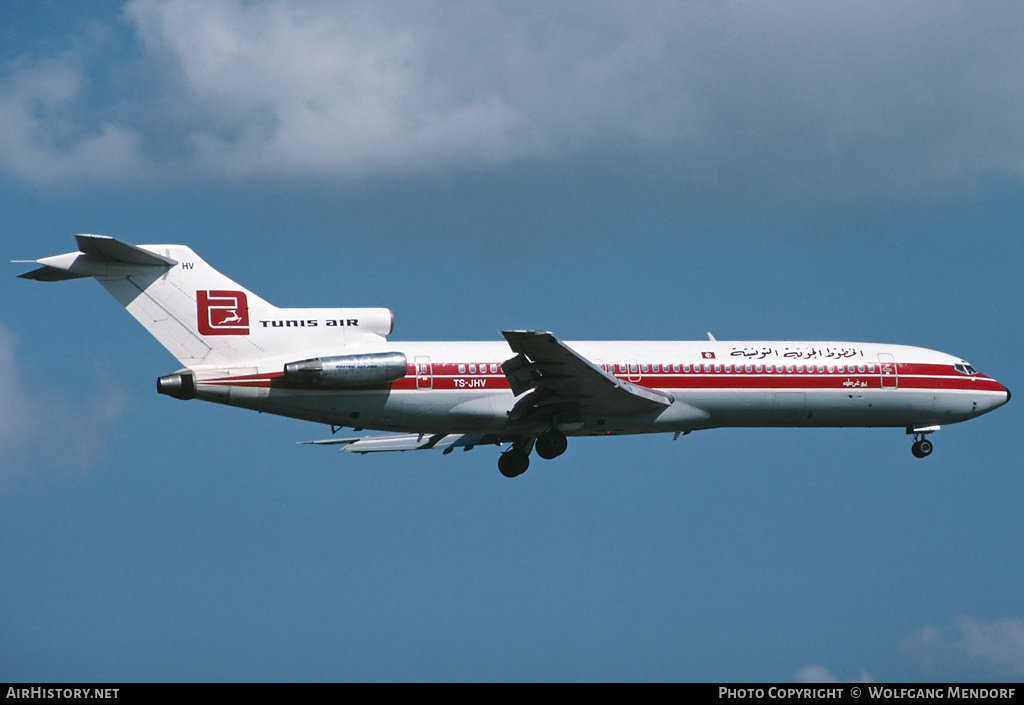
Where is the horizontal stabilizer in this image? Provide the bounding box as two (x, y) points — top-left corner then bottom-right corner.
(301, 432), (497, 453)
(16, 266), (89, 282)
(17, 234), (177, 281)
(75, 234), (177, 267)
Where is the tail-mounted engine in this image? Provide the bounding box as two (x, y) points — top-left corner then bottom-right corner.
(282, 352), (408, 388)
(157, 370), (197, 400)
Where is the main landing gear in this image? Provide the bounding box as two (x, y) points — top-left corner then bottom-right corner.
(498, 448), (531, 478)
(535, 429), (568, 460)
(498, 429), (568, 477)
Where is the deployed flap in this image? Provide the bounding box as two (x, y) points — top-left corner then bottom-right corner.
(301, 432), (497, 453)
(500, 331), (673, 420)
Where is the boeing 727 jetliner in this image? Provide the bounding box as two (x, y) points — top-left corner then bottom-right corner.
(18, 235), (1010, 477)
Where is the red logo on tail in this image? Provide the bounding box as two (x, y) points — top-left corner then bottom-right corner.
(197, 290), (250, 336)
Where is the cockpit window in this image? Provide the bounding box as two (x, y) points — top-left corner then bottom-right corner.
(954, 363), (978, 375)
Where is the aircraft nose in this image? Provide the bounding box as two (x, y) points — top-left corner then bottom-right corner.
(971, 378), (1011, 417)
(990, 381), (1011, 411)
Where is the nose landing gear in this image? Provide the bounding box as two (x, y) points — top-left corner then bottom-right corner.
(911, 437), (933, 458)
(908, 425), (939, 458)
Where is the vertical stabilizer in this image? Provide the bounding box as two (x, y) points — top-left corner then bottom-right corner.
(18, 235), (393, 367)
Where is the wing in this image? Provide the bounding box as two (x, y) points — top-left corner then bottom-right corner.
(301, 432), (500, 454)
(500, 330), (673, 425)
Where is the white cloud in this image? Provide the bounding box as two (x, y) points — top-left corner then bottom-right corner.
(795, 665), (873, 683)
(797, 615), (1024, 683)
(124, 0), (533, 177)
(0, 321), (130, 489)
(0, 53), (149, 184)
(902, 615), (1024, 679)
(795, 665), (840, 683)
(2, 0), (1024, 205)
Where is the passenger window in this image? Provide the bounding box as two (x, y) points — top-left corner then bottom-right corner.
(458, 364), (466, 374)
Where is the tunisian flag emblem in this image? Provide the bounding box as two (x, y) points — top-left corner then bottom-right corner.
(701, 351), (716, 359)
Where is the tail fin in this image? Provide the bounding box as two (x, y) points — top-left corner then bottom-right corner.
(18, 235), (393, 367)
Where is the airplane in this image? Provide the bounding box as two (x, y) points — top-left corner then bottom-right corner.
(18, 234), (1010, 477)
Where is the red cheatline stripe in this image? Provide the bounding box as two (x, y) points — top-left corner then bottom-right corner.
(199, 364), (1005, 394)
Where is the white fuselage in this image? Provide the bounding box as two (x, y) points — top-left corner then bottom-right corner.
(190, 339), (1010, 437)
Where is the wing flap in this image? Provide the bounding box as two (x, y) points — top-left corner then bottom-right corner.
(501, 331), (673, 421)
(301, 432), (498, 454)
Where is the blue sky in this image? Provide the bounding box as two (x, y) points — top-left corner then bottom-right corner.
(1, 1), (1022, 682)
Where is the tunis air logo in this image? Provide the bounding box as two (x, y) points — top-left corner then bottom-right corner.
(197, 290), (250, 336)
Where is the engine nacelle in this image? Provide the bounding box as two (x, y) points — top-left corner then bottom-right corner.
(157, 370), (197, 400)
(283, 352), (408, 388)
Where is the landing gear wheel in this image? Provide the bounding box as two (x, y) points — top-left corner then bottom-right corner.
(535, 429), (568, 460)
(911, 438), (933, 458)
(498, 449), (531, 477)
